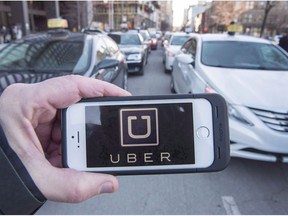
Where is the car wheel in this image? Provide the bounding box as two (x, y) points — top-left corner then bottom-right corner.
(165, 68), (171, 73)
(139, 60), (145, 75)
(170, 77), (176, 93)
(164, 64), (171, 73)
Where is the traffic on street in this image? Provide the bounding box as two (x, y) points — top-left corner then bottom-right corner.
(36, 41), (288, 215)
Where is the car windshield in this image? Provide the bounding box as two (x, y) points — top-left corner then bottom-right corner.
(140, 32), (149, 40)
(110, 34), (141, 45)
(201, 41), (288, 70)
(170, 35), (190, 46)
(150, 33), (157, 38)
(0, 37), (91, 73)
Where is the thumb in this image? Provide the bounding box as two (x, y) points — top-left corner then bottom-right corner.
(39, 166), (119, 203)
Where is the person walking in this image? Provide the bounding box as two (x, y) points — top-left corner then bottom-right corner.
(279, 33), (288, 53)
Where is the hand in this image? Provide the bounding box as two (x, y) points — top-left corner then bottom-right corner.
(0, 75), (131, 202)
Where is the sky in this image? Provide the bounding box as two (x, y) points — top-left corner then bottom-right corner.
(172, 0), (198, 27)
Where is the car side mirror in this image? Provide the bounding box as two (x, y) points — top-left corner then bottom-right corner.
(95, 59), (119, 71)
(143, 41), (150, 45)
(176, 53), (195, 66)
(163, 40), (168, 48)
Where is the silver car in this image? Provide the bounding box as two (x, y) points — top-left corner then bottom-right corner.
(171, 33), (288, 162)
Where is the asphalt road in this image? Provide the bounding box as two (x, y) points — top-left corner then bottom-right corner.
(37, 43), (288, 215)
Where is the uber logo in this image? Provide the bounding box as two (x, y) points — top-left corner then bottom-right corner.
(120, 108), (159, 147)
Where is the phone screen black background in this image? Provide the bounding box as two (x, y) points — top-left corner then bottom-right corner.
(85, 103), (194, 167)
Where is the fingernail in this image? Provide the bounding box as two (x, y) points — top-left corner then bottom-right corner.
(99, 182), (114, 194)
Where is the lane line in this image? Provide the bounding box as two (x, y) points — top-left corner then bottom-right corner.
(222, 196), (241, 215)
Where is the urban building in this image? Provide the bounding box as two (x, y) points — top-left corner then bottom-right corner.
(158, 0), (173, 31)
(0, 0), (165, 37)
(0, 0), (93, 37)
(203, 1), (288, 37)
(92, 0), (161, 31)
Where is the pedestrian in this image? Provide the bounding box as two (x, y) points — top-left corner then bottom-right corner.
(0, 26), (7, 43)
(16, 24), (22, 40)
(279, 32), (288, 53)
(0, 26), (3, 44)
(0, 75), (131, 214)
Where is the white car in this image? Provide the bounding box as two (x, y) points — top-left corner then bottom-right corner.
(171, 33), (288, 162)
(163, 32), (190, 73)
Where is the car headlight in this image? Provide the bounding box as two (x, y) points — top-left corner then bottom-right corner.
(228, 104), (254, 126)
(127, 53), (142, 60)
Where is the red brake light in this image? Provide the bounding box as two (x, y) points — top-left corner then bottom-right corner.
(167, 52), (174, 57)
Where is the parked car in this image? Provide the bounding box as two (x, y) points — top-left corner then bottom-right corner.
(108, 31), (148, 75)
(0, 27), (128, 94)
(171, 33), (288, 162)
(163, 32), (190, 73)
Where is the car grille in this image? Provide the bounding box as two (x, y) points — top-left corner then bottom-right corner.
(250, 107), (288, 133)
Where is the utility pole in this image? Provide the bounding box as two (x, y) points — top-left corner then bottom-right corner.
(108, 0), (114, 30)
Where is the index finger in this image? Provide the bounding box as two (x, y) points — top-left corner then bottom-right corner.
(33, 75), (131, 109)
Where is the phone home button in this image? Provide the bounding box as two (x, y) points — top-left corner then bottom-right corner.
(197, 126), (210, 139)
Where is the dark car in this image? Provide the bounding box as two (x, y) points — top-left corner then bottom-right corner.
(139, 29), (152, 53)
(149, 32), (158, 50)
(108, 31), (148, 75)
(0, 29), (128, 94)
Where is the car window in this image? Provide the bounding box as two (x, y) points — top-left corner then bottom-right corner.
(140, 31), (149, 40)
(201, 41), (288, 70)
(103, 36), (119, 55)
(170, 35), (190, 46)
(0, 38), (91, 73)
(121, 34), (141, 45)
(182, 39), (197, 59)
(96, 38), (109, 62)
(0, 44), (29, 65)
(260, 45), (288, 66)
(109, 33), (141, 45)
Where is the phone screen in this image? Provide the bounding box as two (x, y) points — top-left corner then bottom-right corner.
(85, 103), (194, 167)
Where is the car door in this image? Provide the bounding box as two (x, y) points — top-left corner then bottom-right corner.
(187, 38), (206, 94)
(94, 37), (119, 84)
(103, 36), (127, 89)
(173, 38), (196, 93)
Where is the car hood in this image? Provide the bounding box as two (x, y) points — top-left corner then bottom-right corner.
(201, 65), (288, 110)
(0, 71), (69, 94)
(119, 45), (144, 54)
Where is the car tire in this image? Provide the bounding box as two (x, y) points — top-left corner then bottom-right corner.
(139, 60), (145, 75)
(170, 77), (176, 93)
(165, 68), (171, 73)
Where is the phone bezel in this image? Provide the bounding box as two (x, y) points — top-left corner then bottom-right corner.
(64, 98), (214, 172)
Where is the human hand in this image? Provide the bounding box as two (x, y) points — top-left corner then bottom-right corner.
(0, 75), (131, 202)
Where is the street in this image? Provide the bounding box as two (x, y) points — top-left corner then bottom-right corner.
(37, 44), (288, 215)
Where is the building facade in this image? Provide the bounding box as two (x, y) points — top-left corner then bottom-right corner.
(159, 0), (173, 31)
(92, 0), (161, 31)
(203, 1), (288, 37)
(1, 0), (168, 37)
(0, 0), (93, 36)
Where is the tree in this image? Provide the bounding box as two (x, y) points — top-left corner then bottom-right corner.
(260, 1), (277, 37)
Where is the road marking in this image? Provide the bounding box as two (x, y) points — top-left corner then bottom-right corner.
(222, 196), (241, 215)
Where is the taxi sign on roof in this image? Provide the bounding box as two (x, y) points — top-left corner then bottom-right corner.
(48, 18), (68, 29)
(227, 24), (243, 33)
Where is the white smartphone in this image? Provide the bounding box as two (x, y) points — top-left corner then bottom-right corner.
(62, 94), (230, 174)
